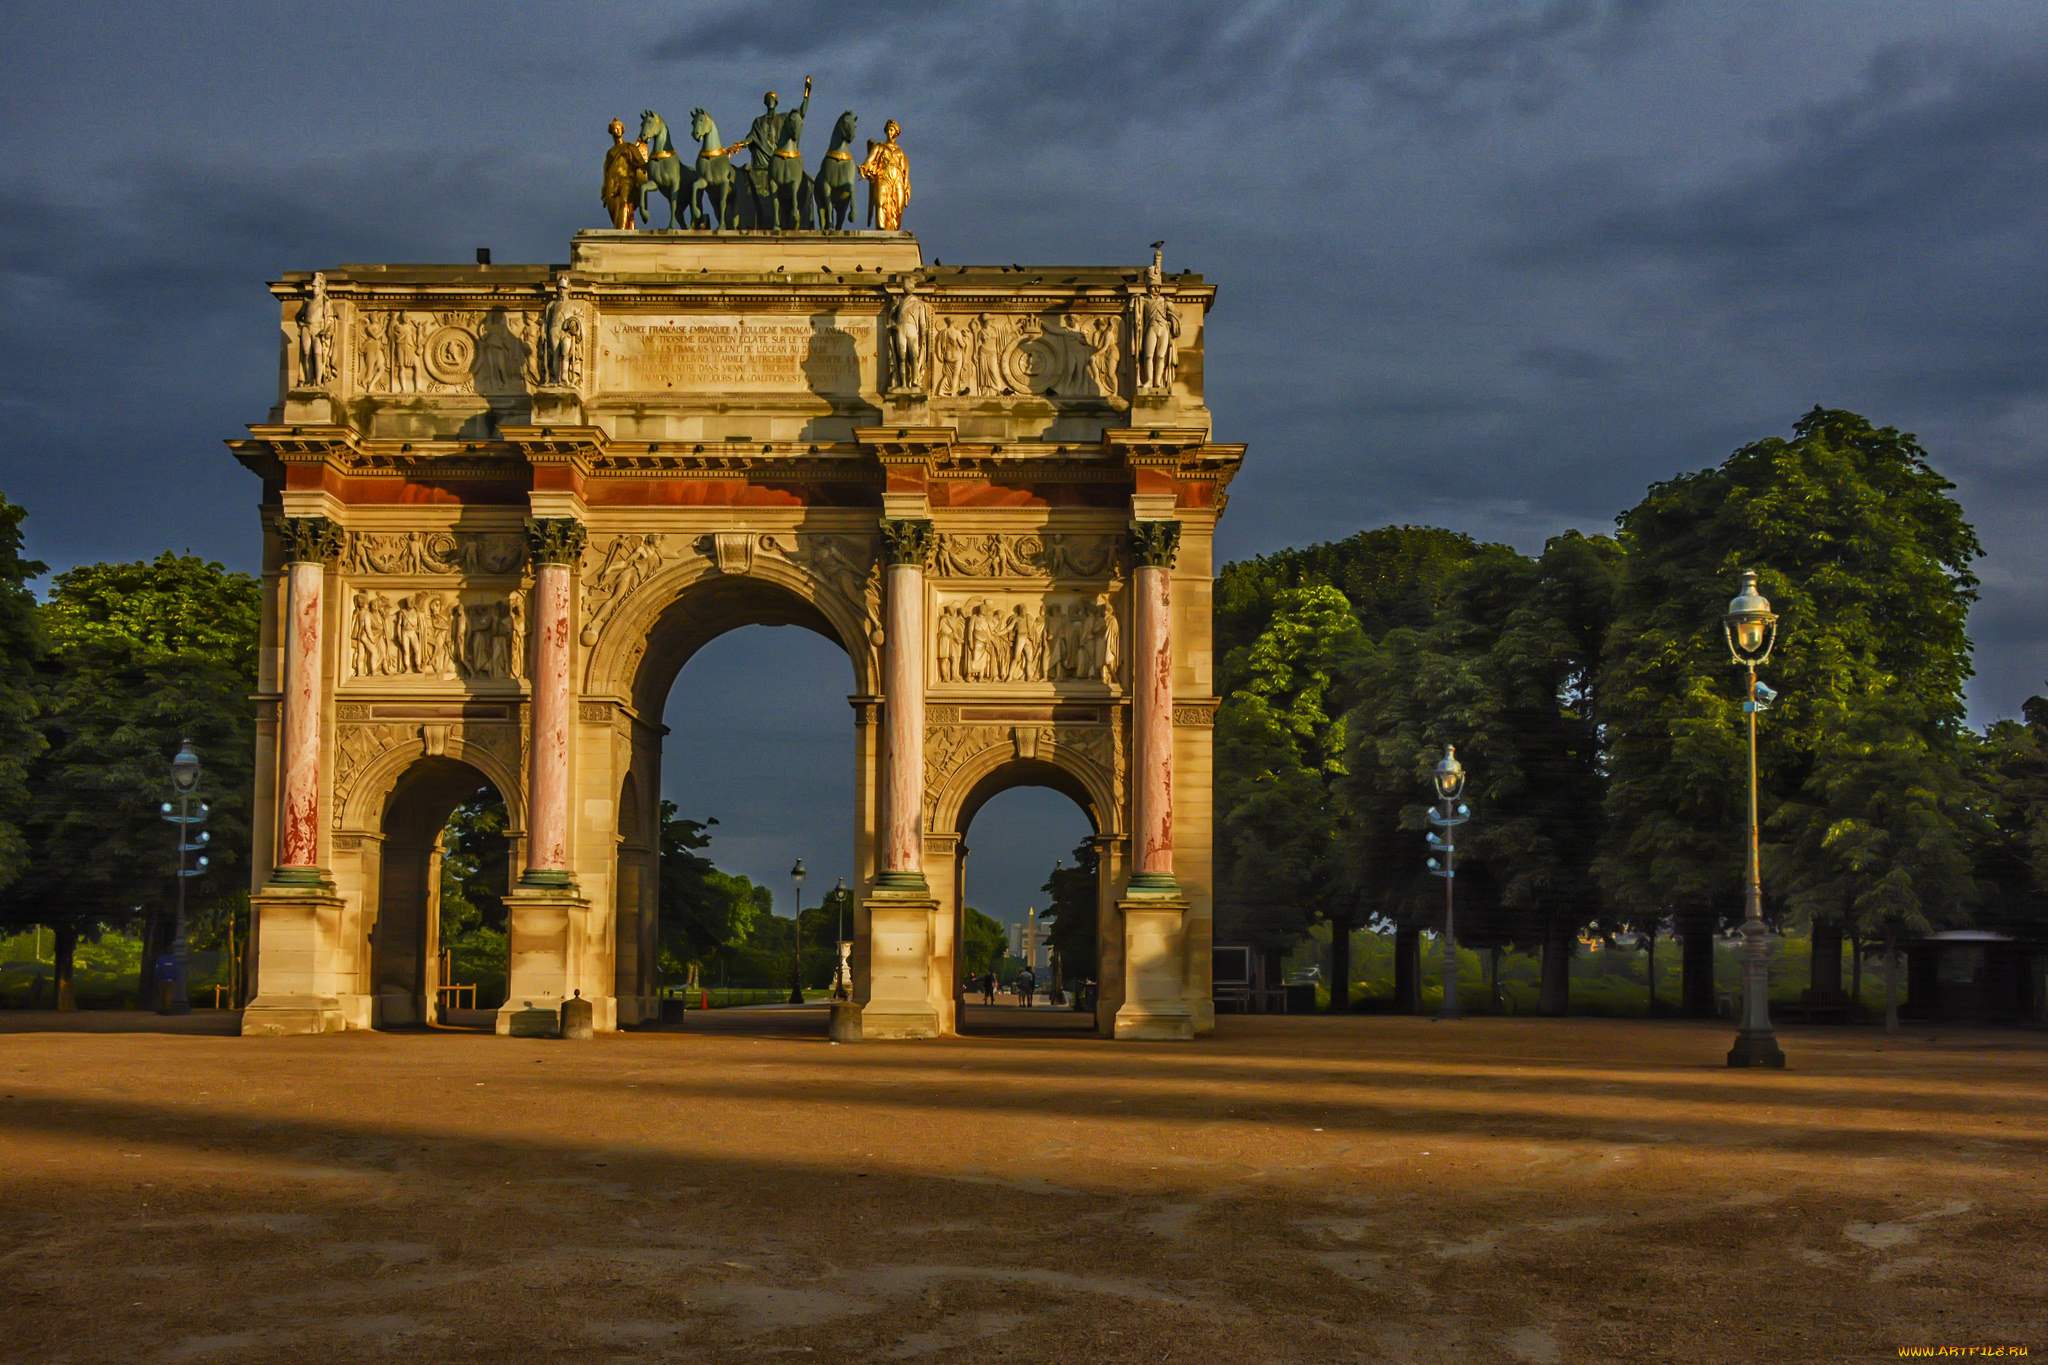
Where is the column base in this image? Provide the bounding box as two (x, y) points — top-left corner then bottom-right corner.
(497, 999), (562, 1037)
(517, 868), (579, 891)
(1727, 1029), (1787, 1068)
(872, 869), (930, 893)
(1113, 894), (1194, 1042)
(828, 1000), (864, 1042)
(264, 865), (336, 893)
(499, 885), (591, 1034)
(861, 891), (941, 1040)
(241, 993), (346, 1036)
(1126, 871), (1182, 896)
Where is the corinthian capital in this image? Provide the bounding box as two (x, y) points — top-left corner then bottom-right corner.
(525, 517), (588, 566)
(1128, 519), (1182, 570)
(277, 515), (342, 566)
(879, 517), (936, 568)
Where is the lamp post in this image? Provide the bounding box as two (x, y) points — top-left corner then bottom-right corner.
(1723, 570), (1787, 1069)
(157, 739), (210, 1015)
(1426, 745), (1470, 1021)
(788, 858), (807, 1005)
(831, 876), (852, 1001)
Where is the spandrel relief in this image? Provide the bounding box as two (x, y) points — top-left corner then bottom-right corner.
(935, 591), (1120, 686)
(580, 532), (706, 644)
(345, 588), (526, 683)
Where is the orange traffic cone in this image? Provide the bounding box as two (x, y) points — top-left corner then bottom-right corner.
(701, 989), (709, 1011)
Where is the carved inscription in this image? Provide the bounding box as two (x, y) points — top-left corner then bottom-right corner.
(599, 316), (872, 395)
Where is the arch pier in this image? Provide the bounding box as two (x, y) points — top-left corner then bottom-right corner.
(232, 230), (1243, 1039)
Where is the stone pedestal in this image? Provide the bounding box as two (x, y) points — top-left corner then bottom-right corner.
(861, 893), (940, 1039)
(828, 1000), (863, 1042)
(1113, 894), (1193, 1041)
(531, 386), (584, 425)
(241, 888), (349, 1036)
(494, 887), (590, 1035)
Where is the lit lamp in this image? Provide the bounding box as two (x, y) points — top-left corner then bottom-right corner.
(1722, 571), (1786, 1068)
(1425, 745), (1470, 1021)
(158, 739), (210, 1015)
(788, 858), (807, 1006)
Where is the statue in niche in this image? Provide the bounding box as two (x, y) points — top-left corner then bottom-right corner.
(601, 117), (650, 230)
(858, 118), (910, 231)
(393, 314), (422, 395)
(1131, 243), (1181, 393)
(739, 77), (811, 231)
(296, 272), (334, 390)
(507, 593), (526, 680)
(886, 287), (931, 395)
(543, 280), (583, 388)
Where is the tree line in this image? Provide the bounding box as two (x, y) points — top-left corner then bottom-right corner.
(1215, 408), (2048, 1017)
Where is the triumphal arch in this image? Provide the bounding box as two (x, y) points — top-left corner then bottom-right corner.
(232, 217), (1242, 1041)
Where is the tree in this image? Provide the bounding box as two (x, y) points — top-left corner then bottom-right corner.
(1215, 585), (1364, 1007)
(656, 801), (765, 980)
(0, 492), (45, 899)
(961, 906), (1008, 981)
(1039, 836), (1099, 986)
(1599, 409), (1983, 1021)
(16, 553), (260, 1001)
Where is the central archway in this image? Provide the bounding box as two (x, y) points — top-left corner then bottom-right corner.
(591, 547), (874, 1027)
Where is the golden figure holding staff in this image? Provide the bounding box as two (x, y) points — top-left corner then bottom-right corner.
(859, 118), (911, 231)
(601, 118), (650, 230)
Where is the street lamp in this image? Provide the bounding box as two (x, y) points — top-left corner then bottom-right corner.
(830, 875), (852, 1001)
(158, 738), (210, 1015)
(1425, 745), (1470, 1021)
(1723, 570), (1786, 1069)
(788, 858), (807, 1005)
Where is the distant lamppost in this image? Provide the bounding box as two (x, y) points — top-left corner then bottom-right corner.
(1425, 745), (1470, 1021)
(788, 858), (807, 1005)
(831, 876), (852, 1001)
(157, 738), (210, 1015)
(1723, 571), (1787, 1068)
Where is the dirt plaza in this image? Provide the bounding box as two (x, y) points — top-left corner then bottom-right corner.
(0, 1011), (2041, 1363)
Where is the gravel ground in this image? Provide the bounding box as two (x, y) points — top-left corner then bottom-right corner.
(0, 1009), (2042, 1363)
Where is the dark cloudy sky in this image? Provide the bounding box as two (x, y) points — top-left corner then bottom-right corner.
(4, 2), (2046, 924)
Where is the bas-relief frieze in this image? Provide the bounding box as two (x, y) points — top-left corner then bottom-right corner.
(340, 529), (528, 578)
(930, 532), (1119, 580)
(935, 593), (1118, 686)
(928, 311), (1123, 404)
(356, 309), (543, 398)
(345, 588), (525, 683)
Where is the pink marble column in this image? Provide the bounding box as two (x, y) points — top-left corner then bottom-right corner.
(878, 519), (933, 890)
(277, 558), (325, 871)
(1129, 520), (1181, 893)
(522, 519), (585, 888)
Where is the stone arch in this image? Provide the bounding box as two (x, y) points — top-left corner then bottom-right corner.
(365, 752), (509, 1029)
(582, 541), (878, 709)
(927, 730), (1119, 840)
(335, 723), (526, 838)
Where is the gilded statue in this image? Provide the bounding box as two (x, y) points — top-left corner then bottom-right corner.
(601, 118), (650, 230)
(859, 119), (911, 231)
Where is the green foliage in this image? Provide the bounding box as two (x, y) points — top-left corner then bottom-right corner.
(1975, 696), (2048, 939)
(0, 492), (46, 894)
(1038, 837), (1098, 980)
(961, 905), (1009, 980)
(655, 800), (779, 984)
(1599, 408), (1983, 943)
(1215, 584), (1365, 952)
(438, 790), (510, 939)
(14, 553), (260, 946)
